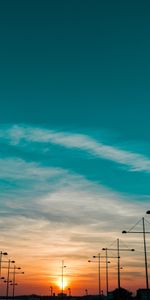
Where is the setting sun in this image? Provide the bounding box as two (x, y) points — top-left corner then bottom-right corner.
(56, 278), (69, 291)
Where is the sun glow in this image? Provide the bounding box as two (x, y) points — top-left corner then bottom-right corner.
(57, 278), (68, 290)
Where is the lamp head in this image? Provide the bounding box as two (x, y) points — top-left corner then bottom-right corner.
(146, 210), (150, 214)
(122, 230), (127, 234)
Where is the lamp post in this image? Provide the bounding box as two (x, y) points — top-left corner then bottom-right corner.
(88, 254), (110, 297)
(88, 253), (105, 296)
(93, 254), (101, 297)
(61, 261), (66, 295)
(10, 282), (18, 298)
(85, 289), (88, 296)
(0, 252), (8, 280)
(68, 288), (71, 297)
(103, 239), (134, 291)
(50, 286), (53, 296)
(122, 217), (149, 289)
(11, 266), (24, 299)
(6, 260), (15, 299)
(102, 248), (109, 296)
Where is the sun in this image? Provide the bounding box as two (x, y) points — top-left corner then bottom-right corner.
(56, 278), (68, 290)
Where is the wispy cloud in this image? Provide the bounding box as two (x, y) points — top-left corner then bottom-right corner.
(0, 125), (149, 293)
(0, 124), (150, 172)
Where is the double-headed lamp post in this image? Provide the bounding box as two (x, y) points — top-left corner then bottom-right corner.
(103, 239), (134, 291)
(122, 216), (149, 289)
(11, 266), (24, 299)
(6, 260), (15, 299)
(102, 248), (109, 297)
(93, 254), (101, 297)
(88, 254), (108, 297)
(61, 261), (66, 295)
(0, 252), (8, 279)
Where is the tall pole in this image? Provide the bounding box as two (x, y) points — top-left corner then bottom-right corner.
(0, 252), (2, 296)
(117, 239), (120, 290)
(62, 260), (64, 295)
(6, 260), (15, 299)
(0, 251), (8, 291)
(103, 241), (134, 292)
(89, 254), (105, 296)
(98, 254), (101, 296)
(143, 217), (149, 289)
(106, 249), (108, 296)
(0, 252), (2, 279)
(12, 265), (16, 299)
(6, 260), (10, 299)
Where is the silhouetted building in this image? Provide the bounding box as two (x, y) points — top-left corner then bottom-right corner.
(108, 288), (132, 300)
(58, 293), (67, 298)
(137, 289), (150, 300)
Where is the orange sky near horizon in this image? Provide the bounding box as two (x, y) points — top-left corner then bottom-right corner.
(0, 250), (149, 297)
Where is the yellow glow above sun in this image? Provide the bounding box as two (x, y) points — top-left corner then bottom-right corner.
(56, 278), (68, 290)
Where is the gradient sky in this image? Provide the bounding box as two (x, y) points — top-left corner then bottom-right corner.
(0, 0), (150, 296)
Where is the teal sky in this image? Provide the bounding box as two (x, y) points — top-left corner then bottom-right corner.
(0, 0), (150, 136)
(0, 0), (150, 295)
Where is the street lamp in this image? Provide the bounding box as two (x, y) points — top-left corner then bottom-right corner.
(85, 289), (88, 296)
(6, 260), (15, 299)
(103, 239), (134, 292)
(50, 286), (53, 296)
(122, 217), (149, 289)
(0, 252), (8, 280)
(88, 255), (110, 297)
(93, 254), (101, 297)
(11, 266), (24, 299)
(61, 260), (66, 295)
(102, 248), (109, 296)
(68, 287), (71, 297)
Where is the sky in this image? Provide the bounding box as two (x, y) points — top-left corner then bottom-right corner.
(0, 0), (150, 296)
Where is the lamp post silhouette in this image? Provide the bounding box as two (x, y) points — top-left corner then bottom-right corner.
(88, 255), (110, 297)
(6, 260), (15, 299)
(10, 282), (18, 298)
(11, 266), (24, 299)
(50, 286), (53, 296)
(122, 217), (149, 289)
(0, 252), (8, 296)
(68, 288), (71, 297)
(93, 254), (101, 297)
(0, 252), (8, 280)
(61, 261), (66, 295)
(85, 289), (88, 296)
(101, 248), (110, 296)
(103, 239), (134, 291)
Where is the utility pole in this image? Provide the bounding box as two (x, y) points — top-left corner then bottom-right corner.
(123, 216), (150, 289)
(103, 239), (134, 291)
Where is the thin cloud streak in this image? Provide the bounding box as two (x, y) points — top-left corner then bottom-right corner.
(1, 124), (150, 172)
(0, 156), (149, 293)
